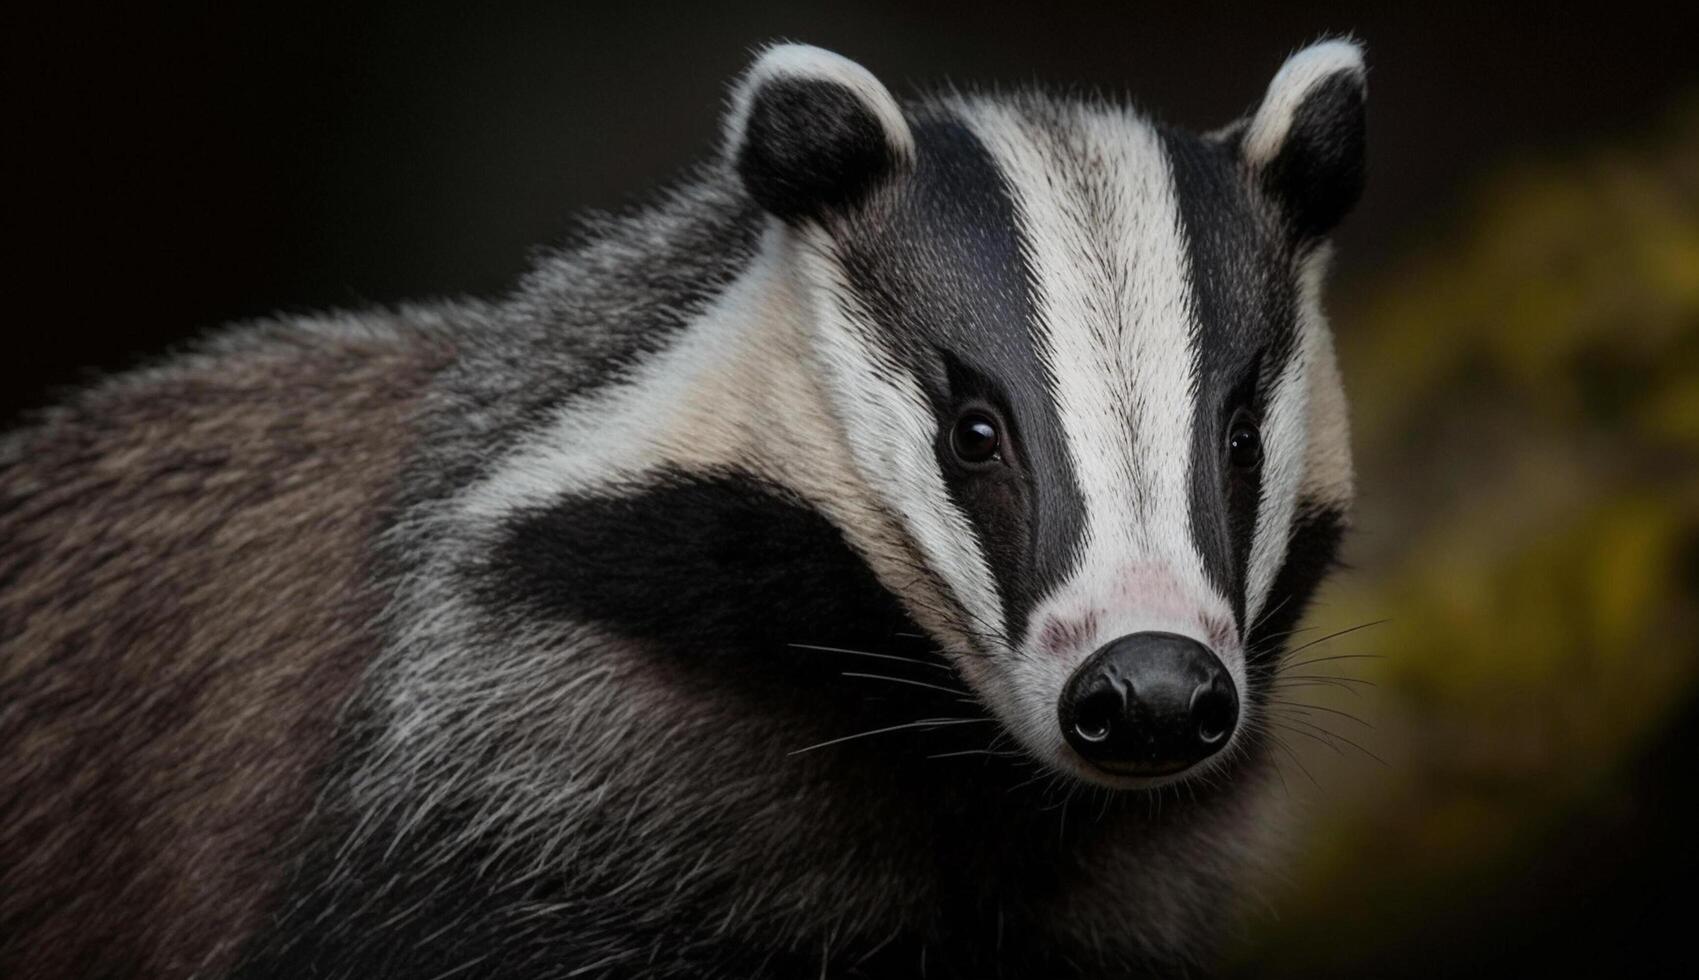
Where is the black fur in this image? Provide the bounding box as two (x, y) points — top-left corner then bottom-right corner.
(489, 469), (915, 652)
(737, 77), (900, 223)
(1259, 71), (1367, 241)
(1161, 126), (1300, 628)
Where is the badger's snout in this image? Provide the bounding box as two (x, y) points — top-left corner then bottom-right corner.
(1058, 632), (1239, 777)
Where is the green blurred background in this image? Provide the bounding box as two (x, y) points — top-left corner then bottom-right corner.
(10, 2), (1697, 974)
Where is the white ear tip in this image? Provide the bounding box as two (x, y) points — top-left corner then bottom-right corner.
(1243, 38), (1367, 167)
(1281, 39), (1366, 80)
(725, 42), (913, 164)
(746, 43), (870, 81)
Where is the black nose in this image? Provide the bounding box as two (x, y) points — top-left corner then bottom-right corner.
(1058, 632), (1238, 776)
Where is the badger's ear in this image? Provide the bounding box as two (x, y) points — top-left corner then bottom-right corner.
(1235, 39), (1367, 241)
(725, 43), (914, 224)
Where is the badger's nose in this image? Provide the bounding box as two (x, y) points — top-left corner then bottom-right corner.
(1058, 632), (1238, 777)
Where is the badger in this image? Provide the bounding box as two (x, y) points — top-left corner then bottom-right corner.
(0, 39), (1366, 979)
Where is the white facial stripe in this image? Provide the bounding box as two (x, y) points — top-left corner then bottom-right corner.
(1243, 342), (1309, 628)
(457, 237), (800, 523)
(457, 228), (884, 536)
(964, 100), (1232, 653)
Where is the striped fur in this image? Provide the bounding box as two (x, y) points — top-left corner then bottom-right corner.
(1, 41), (1364, 978)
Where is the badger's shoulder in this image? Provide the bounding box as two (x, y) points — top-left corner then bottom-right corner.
(497, 171), (765, 383)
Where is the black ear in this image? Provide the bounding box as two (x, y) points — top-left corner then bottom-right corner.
(725, 44), (914, 224)
(1235, 39), (1367, 241)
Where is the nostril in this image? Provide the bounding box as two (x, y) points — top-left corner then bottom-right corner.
(1060, 632), (1236, 776)
(1190, 681), (1237, 747)
(1073, 690), (1120, 744)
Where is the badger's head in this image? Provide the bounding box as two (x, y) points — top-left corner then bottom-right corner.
(725, 43), (1362, 790)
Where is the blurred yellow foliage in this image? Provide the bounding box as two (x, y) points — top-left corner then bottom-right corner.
(1234, 97), (1699, 971)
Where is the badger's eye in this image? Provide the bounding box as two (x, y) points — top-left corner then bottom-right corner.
(951, 412), (1001, 463)
(1227, 410), (1262, 471)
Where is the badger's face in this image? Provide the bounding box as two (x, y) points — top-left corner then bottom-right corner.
(729, 44), (1362, 789)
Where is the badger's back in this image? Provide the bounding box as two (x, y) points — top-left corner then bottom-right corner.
(0, 318), (454, 976)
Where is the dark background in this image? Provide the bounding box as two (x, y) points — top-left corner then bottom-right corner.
(9, 3), (1699, 976)
(6, 2), (1695, 420)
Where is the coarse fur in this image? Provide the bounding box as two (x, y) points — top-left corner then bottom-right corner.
(0, 40), (1367, 979)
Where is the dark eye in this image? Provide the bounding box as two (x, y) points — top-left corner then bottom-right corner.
(1227, 411), (1262, 471)
(951, 412), (1001, 463)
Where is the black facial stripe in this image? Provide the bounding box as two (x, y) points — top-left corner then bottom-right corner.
(1162, 126), (1300, 629)
(1223, 361), (1265, 619)
(830, 112), (1086, 645)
